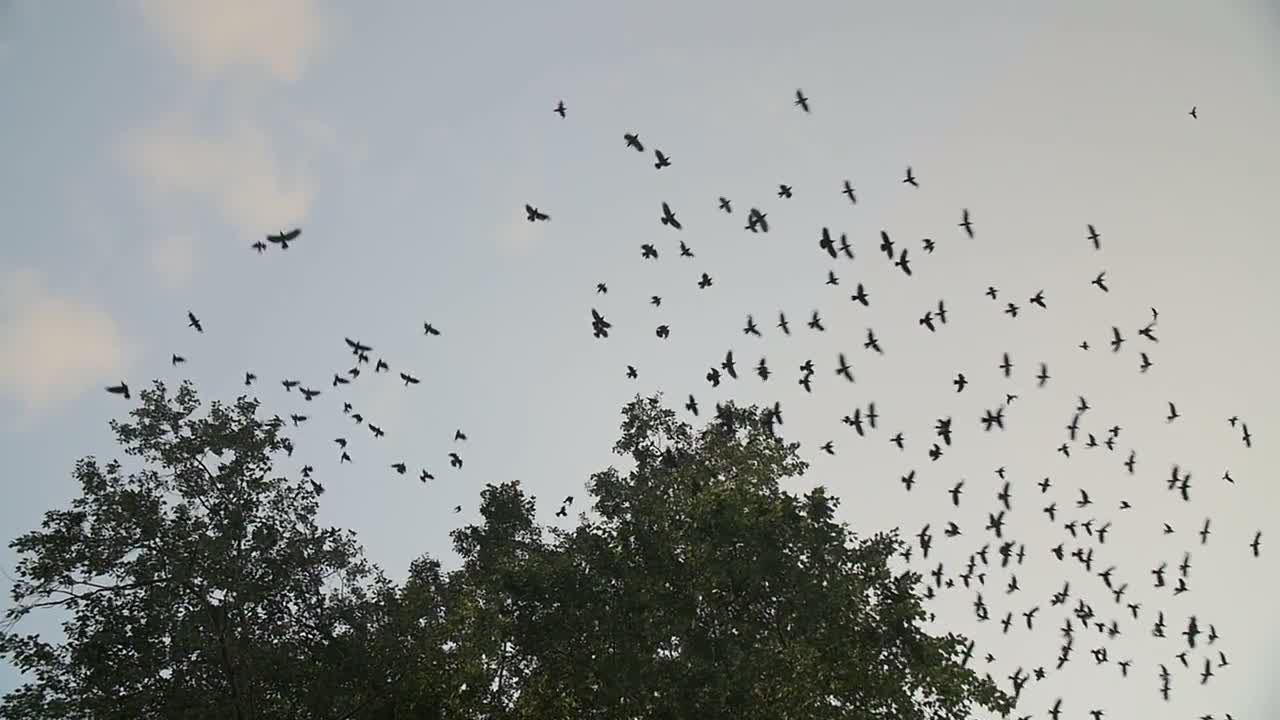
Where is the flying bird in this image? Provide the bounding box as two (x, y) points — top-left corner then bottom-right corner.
(105, 382), (130, 399)
(525, 204), (550, 222)
(660, 202), (683, 230)
(267, 228), (301, 249)
(794, 89), (810, 113)
(554, 100), (566, 118)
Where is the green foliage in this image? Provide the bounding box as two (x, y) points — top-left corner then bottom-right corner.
(424, 395), (1014, 719)
(0, 381), (402, 719)
(3, 386), (1013, 720)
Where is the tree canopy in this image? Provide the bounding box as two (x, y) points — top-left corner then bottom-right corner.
(2, 382), (1013, 719)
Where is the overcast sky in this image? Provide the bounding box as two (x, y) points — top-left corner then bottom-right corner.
(2, 1), (1279, 716)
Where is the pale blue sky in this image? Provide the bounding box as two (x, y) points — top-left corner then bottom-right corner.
(2, 1), (1279, 716)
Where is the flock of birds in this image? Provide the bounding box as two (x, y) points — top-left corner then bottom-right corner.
(103, 272), (480, 512)
(96, 89), (1262, 719)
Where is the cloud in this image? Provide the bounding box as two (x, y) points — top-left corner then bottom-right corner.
(0, 271), (134, 414)
(147, 234), (195, 289)
(120, 120), (312, 236)
(135, 0), (330, 82)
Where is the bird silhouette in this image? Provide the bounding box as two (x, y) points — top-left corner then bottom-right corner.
(267, 228), (301, 249)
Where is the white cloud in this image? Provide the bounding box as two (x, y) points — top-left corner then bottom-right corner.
(135, 0), (330, 82)
(120, 120), (312, 237)
(0, 271), (134, 414)
(147, 234), (196, 289)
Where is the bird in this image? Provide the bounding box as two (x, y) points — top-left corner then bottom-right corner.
(835, 353), (854, 382)
(524, 204), (550, 222)
(423, 322), (441, 336)
(794, 89), (810, 113)
(660, 202), (683, 230)
(399, 372), (420, 387)
(623, 133), (644, 152)
(842, 180), (856, 204)
(1092, 271), (1109, 292)
(105, 382), (130, 399)
(722, 351), (738, 380)
(554, 100), (566, 118)
(267, 228), (301, 249)
(864, 328), (882, 354)
(251, 240), (267, 253)
(1087, 224), (1101, 249)
(777, 184), (793, 199)
(1189, 105), (1198, 119)
(895, 248), (912, 276)
(879, 231), (895, 259)
(718, 197), (732, 213)
(1251, 531), (1262, 557)
(1110, 326), (1125, 352)
(959, 209), (974, 238)
(1166, 402), (1180, 423)
(903, 166), (918, 187)
(819, 227), (838, 258)
(344, 337), (372, 355)
(653, 149), (671, 170)
(186, 311), (203, 333)
(171, 354), (186, 366)
(590, 309), (612, 339)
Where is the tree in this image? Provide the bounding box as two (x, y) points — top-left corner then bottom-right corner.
(0, 381), (425, 720)
(3, 385), (1014, 720)
(420, 395), (1015, 720)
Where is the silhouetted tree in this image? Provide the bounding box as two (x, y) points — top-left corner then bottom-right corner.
(417, 395), (1015, 719)
(3, 386), (1013, 720)
(0, 381), (437, 719)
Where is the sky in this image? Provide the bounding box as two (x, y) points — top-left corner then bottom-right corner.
(2, 0), (1279, 716)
